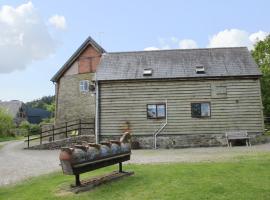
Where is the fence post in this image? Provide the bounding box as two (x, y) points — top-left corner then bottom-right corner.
(40, 132), (42, 145)
(52, 125), (55, 141)
(65, 122), (68, 138)
(79, 119), (81, 135)
(27, 134), (30, 148)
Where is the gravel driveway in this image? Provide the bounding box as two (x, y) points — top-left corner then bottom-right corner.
(1, 140), (270, 186)
(0, 141), (59, 186)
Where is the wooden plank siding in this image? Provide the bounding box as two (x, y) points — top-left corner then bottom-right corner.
(99, 78), (264, 136)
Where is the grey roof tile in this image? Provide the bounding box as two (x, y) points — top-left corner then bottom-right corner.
(96, 47), (261, 81)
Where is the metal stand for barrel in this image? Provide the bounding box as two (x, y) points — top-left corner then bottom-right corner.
(74, 161), (124, 186)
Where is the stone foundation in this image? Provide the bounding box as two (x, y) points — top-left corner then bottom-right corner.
(28, 133), (266, 150)
(27, 135), (95, 150)
(100, 133), (264, 149)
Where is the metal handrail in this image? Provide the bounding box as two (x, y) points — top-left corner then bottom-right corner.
(25, 119), (94, 148)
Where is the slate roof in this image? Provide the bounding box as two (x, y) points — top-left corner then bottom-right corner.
(51, 36), (106, 82)
(26, 108), (51, 124)
(96, 47), (261, 81)
(0, 100), (24, 118)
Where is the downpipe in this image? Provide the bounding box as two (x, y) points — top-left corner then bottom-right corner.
(153, 99), (168, 149)
(95, 80), (99, 144)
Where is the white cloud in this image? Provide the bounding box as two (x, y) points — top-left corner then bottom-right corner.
(48, 15), (66, 30)
(179, 39), (198, 49)
(0, 1), (57, 73)
(207, 29), (268, 49)
(208, 29), (250, 48)
(144, 30), (268, 51)
(249, 30), (268, 44)
(144, 46), (160, 51)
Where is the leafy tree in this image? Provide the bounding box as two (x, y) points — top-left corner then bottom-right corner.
(26, 95), (55, 117)
(19, 120), (31, 131)
(0, 108), (15, 136)
(251, 35), (270, 117)
(26, 95), (55, 111)
(19, 120), (41, 135)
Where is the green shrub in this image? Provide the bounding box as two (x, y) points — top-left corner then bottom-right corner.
(19, 120), (31, 131)
(29, 124), (41, 135)
(40, 117), (54, 125)
(19, 120), (41, 135)
(0, 108), (15, 136)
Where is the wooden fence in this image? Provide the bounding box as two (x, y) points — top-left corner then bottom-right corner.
(25, 119), (95, 148)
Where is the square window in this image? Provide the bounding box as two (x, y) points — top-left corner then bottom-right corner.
(191, 102), (211, 118)
(147, 104), (166, 119)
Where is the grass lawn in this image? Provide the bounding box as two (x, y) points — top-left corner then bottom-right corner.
(0, 135), (24, 142)
(0, 154), (270, 200)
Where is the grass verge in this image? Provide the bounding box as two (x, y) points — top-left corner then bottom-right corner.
(0, 136), (24, 142)
(0, 153), (270, 200)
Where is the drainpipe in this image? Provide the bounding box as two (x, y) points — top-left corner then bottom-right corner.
(95, 80), (99, 144)
(154, 99), (168, 149)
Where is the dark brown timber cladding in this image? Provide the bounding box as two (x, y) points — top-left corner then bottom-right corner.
(99, 78), (264, 137)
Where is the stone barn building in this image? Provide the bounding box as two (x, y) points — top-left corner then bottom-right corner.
(52, 37), (264, 148)
(51, 37), (106, 125)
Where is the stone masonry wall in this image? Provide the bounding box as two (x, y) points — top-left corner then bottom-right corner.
(27, 133), (268, 150)
(28, 135), (95, 150)
(100, 133), (264, 149)
(56, 73), (95, 125)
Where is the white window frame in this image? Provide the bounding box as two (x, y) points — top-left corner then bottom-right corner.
(79, 80), (89, 93)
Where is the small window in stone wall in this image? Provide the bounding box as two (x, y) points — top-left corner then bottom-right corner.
(79, 80), (89, 93)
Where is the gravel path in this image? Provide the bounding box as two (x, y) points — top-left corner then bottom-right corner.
(0, 141), (270, 186)
(0, 141), (59, 186)
(128, 144), (270, 164)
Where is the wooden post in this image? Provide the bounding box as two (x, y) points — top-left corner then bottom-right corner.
(27, 134), (30, 148)
(52, 125), (55, 141)
(65, 122), (68, 138)
(75, 174), (81, 186)
(119, 162), (122, 173)
(79, 119), (81, 135)
(40, 132), (42, 145)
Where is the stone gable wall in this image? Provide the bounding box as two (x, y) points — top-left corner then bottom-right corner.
(56, 73), (95, 125)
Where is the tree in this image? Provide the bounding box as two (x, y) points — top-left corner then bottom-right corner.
(19, 120), (41, 135)
(26, 95), (55, 111)
(251, 35), (270, 117)
(0, 108), (15, 136)
(26, 95), (55, 117)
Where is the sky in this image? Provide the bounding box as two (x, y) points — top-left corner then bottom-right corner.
(0, 0), (269, 102)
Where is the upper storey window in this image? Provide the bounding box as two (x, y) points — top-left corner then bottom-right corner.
(79, 80), (89, 93)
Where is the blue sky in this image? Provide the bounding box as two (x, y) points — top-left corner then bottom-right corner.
(0, 0), (269, 102)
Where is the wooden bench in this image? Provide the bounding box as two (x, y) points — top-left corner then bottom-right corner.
(225, 131), (251, 147)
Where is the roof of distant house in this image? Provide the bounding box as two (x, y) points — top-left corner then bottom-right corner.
(26, 107), (51, 124)
(26, 107), (51, 118)
(96, 47), (261, 81)
(0, 100), (24, 118)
